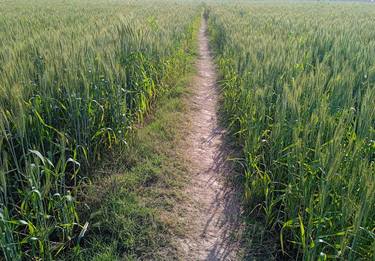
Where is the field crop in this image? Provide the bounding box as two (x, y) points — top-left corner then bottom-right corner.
(209, 3), (375, 260)
(2, 0), (375, 260)
(0, 0), (199, 259)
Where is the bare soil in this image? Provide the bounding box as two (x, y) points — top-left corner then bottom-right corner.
(174, 18), (242, 260)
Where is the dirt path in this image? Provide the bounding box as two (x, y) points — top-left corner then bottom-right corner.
(175, 18), (242, 260)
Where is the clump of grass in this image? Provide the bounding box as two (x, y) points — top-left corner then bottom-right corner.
(208, 3), (375, 260)
(0, 0), (199, 259)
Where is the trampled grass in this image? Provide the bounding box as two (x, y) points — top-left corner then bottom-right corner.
(208, 2), (375, 260)
(0, 0), (199, 259)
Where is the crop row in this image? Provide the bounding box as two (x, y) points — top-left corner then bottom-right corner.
(0, 1), (200, 259)
(208, 3), (374, 260)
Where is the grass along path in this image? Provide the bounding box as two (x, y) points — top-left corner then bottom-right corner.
(70, 71), (197, 260)
(174, 18), (242, 260)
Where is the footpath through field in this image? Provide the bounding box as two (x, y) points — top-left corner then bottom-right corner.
(175, 17), (242, 260)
